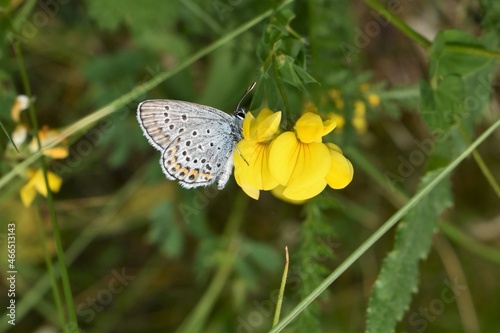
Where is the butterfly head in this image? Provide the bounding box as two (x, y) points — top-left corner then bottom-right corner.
(233, 81), (256, 120)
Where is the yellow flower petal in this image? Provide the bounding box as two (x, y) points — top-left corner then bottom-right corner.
(242, 111), (255, 139)
(11, 95), (30, 122)
(322, 117), (337, 136)
(353, 101), (368, 133)
(269, 132), (331, 189)
(328, 90), (345, 109)
(20, 182), (37, 207)
(234, 140), (278, 190)
(354, 101), (366, 117)
(253, 110), (282, 142)
(282, 179), (327, 201)
(240, 183), (260, 200)
(326, 142), (343, 154)
(32, 170), (63, 197)
(12, 124), (28, 147)
(44, 147), (69, 159)
(243, 109), (282, 142)
(329, 114), (345, 130)
(234, 169), (260, 200)
(303, 105), (319, 114)
(271, 185), (306, 204)
(325, 145), (354, 189)
(367, 93), (380, 107)
(29, 127), (69, 158)
(294, 112), (324, 143)
(359, 83), (370, 92)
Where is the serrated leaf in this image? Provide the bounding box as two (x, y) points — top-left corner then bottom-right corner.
(366, 169), (453, 333)
(420, 75), (465, 130)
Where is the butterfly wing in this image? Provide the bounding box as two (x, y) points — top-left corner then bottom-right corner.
(137, 100), (240, 189)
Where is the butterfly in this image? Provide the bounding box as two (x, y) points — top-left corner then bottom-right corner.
(137, 82), (255, 189)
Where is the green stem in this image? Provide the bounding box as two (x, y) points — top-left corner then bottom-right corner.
(458, 122), (500, 199)
(440, 222), (500, 265)
(175, 193), (248, 333)
(272, 247), (289, 327)
(35, 210), (65, 327)
(0, 120), (19, 152)
(181, 0), (226, 36)
(272, 55), (290, 114)
(13, 41), (79, 331)
(445, 44), (500, 60)
(362, 0), (431, 49)
(269, 118), (500, 332)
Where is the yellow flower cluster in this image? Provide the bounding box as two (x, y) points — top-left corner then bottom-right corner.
(7, 95), (68, 207)
(233, 106), (353, 202)
(328, 84), (380, 134)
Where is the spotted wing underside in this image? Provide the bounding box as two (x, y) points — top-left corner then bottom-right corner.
(137, 100), (238, 189)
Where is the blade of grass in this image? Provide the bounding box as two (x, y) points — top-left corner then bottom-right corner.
(269, 118), (500, 332)
(0, 121), (19, 153)
(13, 40), (78, 331)
(0, 0), (294, 192)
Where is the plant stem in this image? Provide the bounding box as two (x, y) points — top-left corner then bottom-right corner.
(440, 222), (500, 265)
(362, 0), (431, 49)
(13, 40), (79, 332)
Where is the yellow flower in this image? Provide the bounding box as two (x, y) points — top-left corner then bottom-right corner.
(360, 83), (381, 107)
(327, 85), (380, 134)
(233, 108), (282, 200)
(12, 124), (28, 147)
(352, 100), (368, 134)
(10, 95), (30, 122)
(29, 126), (69, 159)
(268, 107), (353, 201)
(20, 169), (63, 207)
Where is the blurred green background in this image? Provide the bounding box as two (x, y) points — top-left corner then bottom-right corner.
(1, 0), (500, 332)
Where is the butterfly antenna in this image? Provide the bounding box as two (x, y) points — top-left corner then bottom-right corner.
(235, 82), (257, 112)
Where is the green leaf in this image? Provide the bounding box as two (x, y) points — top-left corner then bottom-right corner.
(147, 202), (184, 258)
(366, 169), (453, 333)
(429, 30), (493, 78)
(419, 75), (465, 130)
(85, 0), (177, 33)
